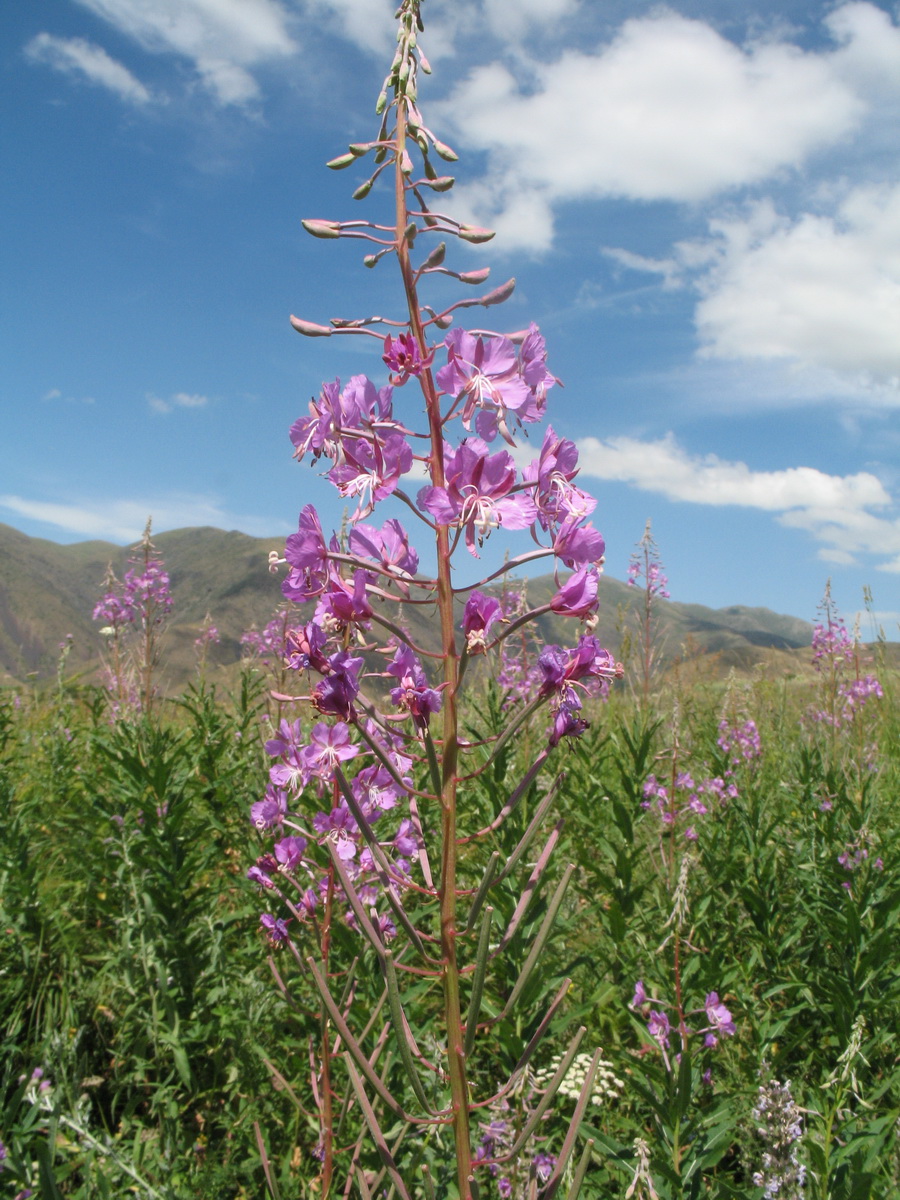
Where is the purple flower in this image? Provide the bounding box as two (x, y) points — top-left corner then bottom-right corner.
(260, 913), (291, 945)
(462, 590), (504, 653)
(274, 835), (308, 873)
(299, 721), (359, 782)
(704, 992), (736, 1039)
(418, 439), (537, 557)
(386, 644), (443, 729)
(315, 569), (373, 629)
(553, 517), (606, 569)
(264, 717), (304, 759)
(437, 329), (533, 442)
(550, 566), (599, 620)
(648, 1010), (671, 1048)
(328, 432), (412, 521)
(284, 622), (331, 674)
(289, 374), (394, 464)
(283, 506), (331, 602)
(251, 785), (288, 830)
(312, 650), (363, 719)
(383, 331), (433, 384)
(349, 518), (419, 583)
(632, 980), (648, 1008)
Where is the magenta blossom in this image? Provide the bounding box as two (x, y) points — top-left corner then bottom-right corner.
(289, 374), (394, 464)
(418, 439), (537, 557)
(550, 566), (599, 620)
(283, 506), (331, 602)
(349, 517), (419, 583)
(328, 432), (412, 521)
(383, 331), (433, 384)
(299, 721), (359, 783)
(462, 590), (504, 653)
(386, 644), (443, 729)
(260, 914), (291, 946)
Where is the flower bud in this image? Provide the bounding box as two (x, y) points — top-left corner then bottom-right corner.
(425, 176), (455, 192)
(290, 315), (333, 337)
(458, 224), (496, 244)
(326, 152), (357, 170)
(432, 139), (458, 162)
(458, 267), (491, 285)
(352, 177), (374, 200)
(480, 277), (516, 306)
(421, 242), (446, 269)
(301, 219), (341, 239)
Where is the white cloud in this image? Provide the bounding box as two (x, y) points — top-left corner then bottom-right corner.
(72, 0), (296, 105)
(147, 391), (210, 414)
(576, 432), (900, 568)
(25, 33), (152, 105)
(688, 185), (900, 383)
(482, 0), (579, 40)
(436, 6), (874, 249)
(0, 493), (282, 542)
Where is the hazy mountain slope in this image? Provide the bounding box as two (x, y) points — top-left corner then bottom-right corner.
(0, 522), (815, 688)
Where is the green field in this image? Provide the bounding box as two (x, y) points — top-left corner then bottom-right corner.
(2, 638), (897, 1200)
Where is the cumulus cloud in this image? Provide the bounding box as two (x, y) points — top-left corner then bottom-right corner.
(435, 6), (874, 250)
(576, 432), (900, 568)
(72, 0), (296, 105)
(0, 493), (281, 543)
(147, 391), (210, 414)
(25, 33), (152, 104)
(689, 185), (900, 383)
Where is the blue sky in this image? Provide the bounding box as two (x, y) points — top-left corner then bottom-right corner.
(4, 0), (900, 633)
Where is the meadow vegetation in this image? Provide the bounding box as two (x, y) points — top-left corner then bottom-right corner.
(1, 609), (898, 1198)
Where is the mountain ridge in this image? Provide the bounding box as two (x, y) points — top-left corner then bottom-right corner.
(0, 521), (818, 688)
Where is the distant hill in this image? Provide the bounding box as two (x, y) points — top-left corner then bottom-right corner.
(0, 521), (819, 690)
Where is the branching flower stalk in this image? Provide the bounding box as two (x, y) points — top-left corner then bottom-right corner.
(248, 4), (622, 1196)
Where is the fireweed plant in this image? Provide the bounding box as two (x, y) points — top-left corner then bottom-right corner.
(626, 521), (670, 707)
(93, 519), (173, 718)
(247, 3), (622, 1195)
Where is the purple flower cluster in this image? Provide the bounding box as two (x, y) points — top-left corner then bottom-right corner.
(810, 589), (882, 730)
(837, 829), (883, 892)
(717, 717), (761, 767)
(641, 771), (738, 841)
(631, 981), (736, 1073)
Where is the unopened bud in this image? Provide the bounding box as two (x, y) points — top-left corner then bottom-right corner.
(421, 242), (446, 269)
(458, 268), (491, 285)
(419, 50), (432, 74)
(352, 177), (374, 200)
(434, 314), (453, 329)
(326, 153), (356, 170)
(458, 225), (496, 244)
(432, 139), (458, 162)
(404, 222), (418, 243)
(375, 90), (388, 115)
(290, 315), (333, 337)
(400, 149), (413, 175)
(349, 142), (373, 157)
(301, 219), (341, 239)
(480, 278), (516, 306)
(425, 176), (455, 192)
